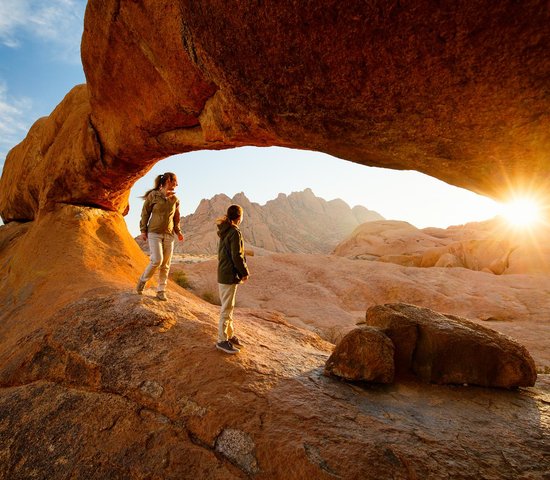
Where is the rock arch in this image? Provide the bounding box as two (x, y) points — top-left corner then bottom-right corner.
(1, 0), (549, 223)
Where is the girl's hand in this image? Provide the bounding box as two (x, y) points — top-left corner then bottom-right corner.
(177, 233), (184, 241)
(140, 232), (148, 241)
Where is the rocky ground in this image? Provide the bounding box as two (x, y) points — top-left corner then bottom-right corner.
(1, 209), (549, 478)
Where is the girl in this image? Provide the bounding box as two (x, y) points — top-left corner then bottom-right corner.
(216, 204), (250, 354)
(136, 172), (184, 301)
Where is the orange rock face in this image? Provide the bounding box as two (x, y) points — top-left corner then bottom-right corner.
(1, 1), (550, 222)
(176, 1), (550, 200)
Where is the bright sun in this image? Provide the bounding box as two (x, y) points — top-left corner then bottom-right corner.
(500, 198), (542, 228)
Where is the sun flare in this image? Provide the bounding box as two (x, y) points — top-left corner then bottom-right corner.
(500, 198), (542, 228)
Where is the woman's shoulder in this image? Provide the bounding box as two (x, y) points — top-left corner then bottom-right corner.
(146, 190), (161, 201)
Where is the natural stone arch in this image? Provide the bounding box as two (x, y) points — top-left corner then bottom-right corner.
(1, 0), (549, 223)
(0, 4), (549, 478)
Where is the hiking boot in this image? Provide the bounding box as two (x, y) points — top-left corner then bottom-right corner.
(156, 291), (168, 301)
(216, 341), (239, 354)
(229, 336), (243, 349)
(136, 280), (146, 295)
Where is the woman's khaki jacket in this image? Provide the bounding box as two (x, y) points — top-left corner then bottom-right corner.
(140, 190), (182, 235)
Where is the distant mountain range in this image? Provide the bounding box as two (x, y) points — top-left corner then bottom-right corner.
(173, 188), (384, 255)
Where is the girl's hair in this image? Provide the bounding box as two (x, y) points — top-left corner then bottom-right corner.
(216, 204), (243, 225)
(141, 172), (177, 199)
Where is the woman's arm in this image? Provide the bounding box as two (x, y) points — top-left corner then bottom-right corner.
(173, 201), (184, 241)
(139, 195), (153, 239)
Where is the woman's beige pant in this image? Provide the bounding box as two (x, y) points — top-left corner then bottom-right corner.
(218, 283), (238, 342)
(140, 233), (175, 292)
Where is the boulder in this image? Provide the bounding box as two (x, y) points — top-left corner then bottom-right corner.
(324, 327), (394, 383)
(365, 303), (537, 388)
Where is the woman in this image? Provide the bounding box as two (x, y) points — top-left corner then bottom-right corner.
(136, 172), (184, 301)
(216, 204), (250, 354)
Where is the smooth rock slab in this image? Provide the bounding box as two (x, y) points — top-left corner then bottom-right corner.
(365, 303), (537, 388)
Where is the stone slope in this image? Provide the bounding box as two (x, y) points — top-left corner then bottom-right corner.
(175, 188), (383, 255)
(2, 289), (548, 479)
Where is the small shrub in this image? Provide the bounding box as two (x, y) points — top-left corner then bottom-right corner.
(171, 270), (191, 289)
(201, 291), (221, 306)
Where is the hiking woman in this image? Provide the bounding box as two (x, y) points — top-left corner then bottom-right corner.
(216, 204), (250, 354)
(136, 172), (184, 301)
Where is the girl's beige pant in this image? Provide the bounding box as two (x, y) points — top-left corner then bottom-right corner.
(218, 283), (238, 342)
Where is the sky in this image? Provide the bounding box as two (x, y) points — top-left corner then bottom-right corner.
(0, 0), (503, 237)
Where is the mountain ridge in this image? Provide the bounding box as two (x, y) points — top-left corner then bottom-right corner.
(175, 188), (384, 255)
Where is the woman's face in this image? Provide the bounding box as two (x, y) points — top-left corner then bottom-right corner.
(164, 176), (178, 194)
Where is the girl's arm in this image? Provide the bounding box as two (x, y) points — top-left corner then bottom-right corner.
(230, 230), (249, 280)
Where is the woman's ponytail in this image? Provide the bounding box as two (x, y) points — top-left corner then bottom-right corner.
(141, 172), (176, 199)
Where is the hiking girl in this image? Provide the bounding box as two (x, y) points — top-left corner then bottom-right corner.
(216, 204), (250, 354)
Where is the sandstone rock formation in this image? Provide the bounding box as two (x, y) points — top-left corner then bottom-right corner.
(171, 189), (383, 255)
(355, 303), (537, 388)
(334, 218), (550, 274)
(333, 220), (442, 260)
(1, 1), (550, 477)
(1, 1), (549, 223)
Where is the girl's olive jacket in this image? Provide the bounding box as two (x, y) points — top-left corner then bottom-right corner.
(217, 221), (249, 284)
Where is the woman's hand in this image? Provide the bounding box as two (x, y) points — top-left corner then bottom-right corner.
(140, 232), (148, 241)
(177, 233), (184, 241)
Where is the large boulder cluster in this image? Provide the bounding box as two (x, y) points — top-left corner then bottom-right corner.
(325, 303), (537, 388)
